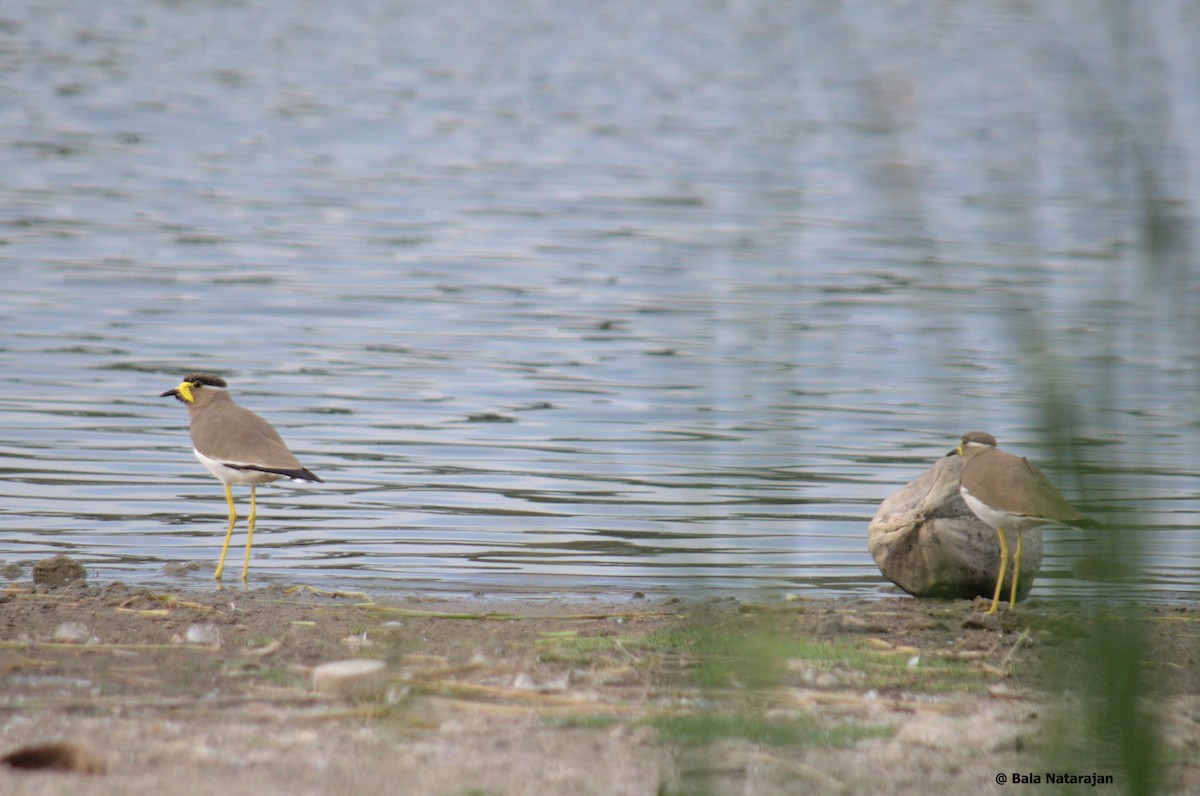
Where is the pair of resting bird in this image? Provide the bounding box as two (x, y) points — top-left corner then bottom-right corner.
(161, 373), (1094, 613)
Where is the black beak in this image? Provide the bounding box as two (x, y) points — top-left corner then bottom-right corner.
(160, 388), (179, 398)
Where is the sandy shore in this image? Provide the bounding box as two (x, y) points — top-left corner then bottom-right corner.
(1, 578), (1196, 795)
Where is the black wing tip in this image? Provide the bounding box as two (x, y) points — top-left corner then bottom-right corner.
(275, 466), (323, 483)
(270, 466), (323, 483)
(1067, 516), (1103, 530)
(227, 463), (323, 482)
(296, 468), (324, 483)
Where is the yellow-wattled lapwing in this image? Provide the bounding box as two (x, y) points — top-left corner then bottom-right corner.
(161, 373), (322, 580)
(956, 431), (1097, 614)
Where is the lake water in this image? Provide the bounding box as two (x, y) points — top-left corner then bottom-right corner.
(1, 0), (1197, 602)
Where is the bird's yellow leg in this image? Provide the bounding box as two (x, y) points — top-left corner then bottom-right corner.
(214, 484), (237, 580)
(241, 485), (257, 580)
(1009, 529), (1022, 608)
(985, 528), (1008, 615)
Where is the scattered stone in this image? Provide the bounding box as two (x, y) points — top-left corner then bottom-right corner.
(1, 562), (21, 580)
(867, 452), (1042, 601)
(53, 621), (91, 644)
(162, 561), (203, 576)
(837, 613), (886, 633)
(185, 623), (222, 646)
(962, 610), (1004, 631)
(2, 742), (106, 774)
(245, 639), (282, 658)
(340, 633), (374, 652)
(311, 659), (388, 701)
(32, 555), (87, 587)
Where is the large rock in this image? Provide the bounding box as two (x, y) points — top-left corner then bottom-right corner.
(868, 452), (1042, 601)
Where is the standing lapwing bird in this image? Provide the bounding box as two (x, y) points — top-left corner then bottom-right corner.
(161, 373), (323, 580)
(956, 431), (1098, 614)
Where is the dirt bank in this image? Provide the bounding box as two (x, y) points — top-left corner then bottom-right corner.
(1, 580), (1196, 795)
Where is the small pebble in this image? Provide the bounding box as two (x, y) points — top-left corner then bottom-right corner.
(53, 622), (90, 644)
(185, 623), (221, 646)
(2, 742), (105, 774)
(340, 633), (373, 651)
(311, 659), (388, 701)
(162, 561), (203, 577)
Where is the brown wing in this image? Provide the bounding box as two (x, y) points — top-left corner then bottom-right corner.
(962, 448), (1086, 523)
(1004, 456), (1085, 522)
(190, 394), (321, 482)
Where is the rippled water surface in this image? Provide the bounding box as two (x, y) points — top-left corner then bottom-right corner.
(2, 1), (1198, 601)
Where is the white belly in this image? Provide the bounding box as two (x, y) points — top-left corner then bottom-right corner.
(194, 448), (283, 487)
(961, 487), (1049, 532)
